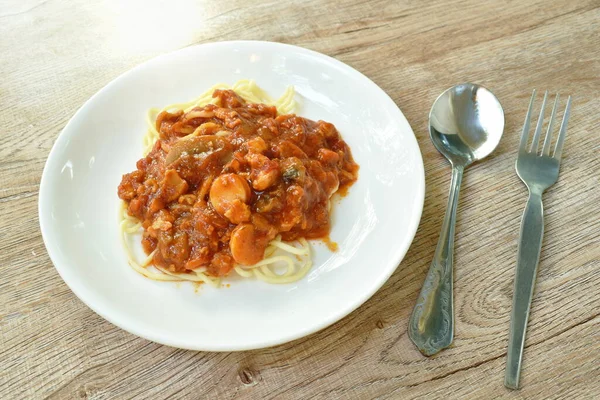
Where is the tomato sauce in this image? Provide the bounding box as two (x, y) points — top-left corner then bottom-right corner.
(118, 90), (358, 277)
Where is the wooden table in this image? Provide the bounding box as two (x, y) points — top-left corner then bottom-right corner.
(1, 0), (599, 398)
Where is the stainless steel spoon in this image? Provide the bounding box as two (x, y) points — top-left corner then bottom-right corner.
(408, 83), (504, 356)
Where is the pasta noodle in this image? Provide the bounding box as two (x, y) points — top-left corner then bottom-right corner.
(122, 80), (314, 285)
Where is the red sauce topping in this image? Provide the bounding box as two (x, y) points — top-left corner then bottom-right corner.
(118, 90), (358, 277)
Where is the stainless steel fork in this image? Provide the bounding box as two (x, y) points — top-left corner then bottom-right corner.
(505, 90), (572, 390)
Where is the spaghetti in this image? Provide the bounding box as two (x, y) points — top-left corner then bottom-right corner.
(143, 80), (296, 155)
(121, 80), (323, 285)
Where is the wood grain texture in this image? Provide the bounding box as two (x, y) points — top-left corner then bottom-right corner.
(1, 0), (599, 398)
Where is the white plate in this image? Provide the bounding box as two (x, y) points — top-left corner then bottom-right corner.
(39, 41), (425, 351)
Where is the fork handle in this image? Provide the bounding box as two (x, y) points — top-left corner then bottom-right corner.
(505, 189), (544, 390)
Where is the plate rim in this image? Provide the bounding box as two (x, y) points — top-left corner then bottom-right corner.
(38, 40), (425, 351)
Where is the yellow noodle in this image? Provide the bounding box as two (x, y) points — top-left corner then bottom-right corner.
(122, 81), (313, 285)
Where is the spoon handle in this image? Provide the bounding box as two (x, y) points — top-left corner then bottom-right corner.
(408, 164), (464, 356)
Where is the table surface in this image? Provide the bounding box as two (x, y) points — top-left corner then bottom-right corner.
(1, 0), (599, 398)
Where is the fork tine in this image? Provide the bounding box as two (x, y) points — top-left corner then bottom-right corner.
(542, 94), (560, 156)
(553, 96), (572, 160)
(519, 90), (536, 152)
(530, 90), (548, 153)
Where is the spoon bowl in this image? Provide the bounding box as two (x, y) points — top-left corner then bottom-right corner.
(429, 83), (504, 166)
